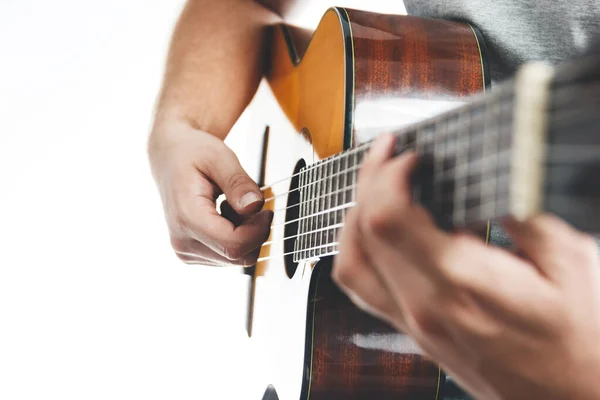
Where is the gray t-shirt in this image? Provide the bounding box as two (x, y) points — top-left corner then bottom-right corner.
(403, 0), (600, 247)
(403, 0), (600, 83)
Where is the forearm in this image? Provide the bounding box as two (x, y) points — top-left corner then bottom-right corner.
(155, 0), (279, 139)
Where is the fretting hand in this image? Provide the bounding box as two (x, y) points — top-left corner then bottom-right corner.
(333, 134), (600, 400)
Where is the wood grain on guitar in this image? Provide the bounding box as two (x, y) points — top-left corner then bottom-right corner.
(250, 7), (486, 400)
(248, 6), (599, 400)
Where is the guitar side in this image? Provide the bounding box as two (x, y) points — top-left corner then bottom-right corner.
(252, 7), (489, 400)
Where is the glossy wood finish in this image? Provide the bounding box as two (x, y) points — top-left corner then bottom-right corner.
(303, 9), (485, 400)
(252, 7), (485, 400)
(308, 260), (441, 400)
(267, 10), (347, 160)
(346, 9), (487, 146)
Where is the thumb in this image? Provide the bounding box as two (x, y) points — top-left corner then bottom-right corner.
(198, 134), (263, 215)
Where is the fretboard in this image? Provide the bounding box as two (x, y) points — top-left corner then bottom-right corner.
(292, 57), (600, 262)
(293, 83), (517, 262)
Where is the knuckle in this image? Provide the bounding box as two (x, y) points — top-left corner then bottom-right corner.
(227, 172), (251, 192)
(436, 236), (476, 285)
(332, 261), (356, 288)
(364, 208), (393, 236)
(407, 302), (442, 336)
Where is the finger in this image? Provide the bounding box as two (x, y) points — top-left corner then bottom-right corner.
(196, 133), (263, 215)
(357, 134), (395, 184)
(332, 207), (407, 330)
(503, 213), (598, 282)
(219, 200), (244, 226)
(181, 195), (273, 260)
(359, 152), (448, 281)
(370, 228), (553, 334)
(359, 154), (554, 329)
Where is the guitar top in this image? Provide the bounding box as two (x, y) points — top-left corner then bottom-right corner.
(245, 7), (600, 400)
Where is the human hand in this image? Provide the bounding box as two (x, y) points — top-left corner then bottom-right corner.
(333, 135), (600, 400)
(148, 119), (272, 266)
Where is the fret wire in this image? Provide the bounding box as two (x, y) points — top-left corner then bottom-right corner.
(294, 169), (304, 261)
(303, 167), (310, 260)
(309, 165), (316, 258)
(259, 189), (510, 263)
(315, 162), (325, 260)
(266, 99), (515, 207)
(228, 188), (515, 265)
(299, 167), (304, 260)
(264, 222), (346, 245)
(294, 168), (301, 262)
(413, 127), (422, 203)
(269, 95), (527, 262)
(352, 149), (359, 201)
(299, 168), (307, 261)
(398, 127), (407, 151)
(326, 159), (334, 252)
(453, 110), (466, 225)
(304, 167), (311, 260)
(260, 93), (513, 200)
(292, 105), (521, 261)
(273, 149), (514, 227)
(483, 99), (498, 218)
(341, 150), (349, 212)
(258, 242), (341, 263)
(265, 218), (348, 248)
(463, 108), (473, 225)
(434, 120), (444, 216)
(310, 163), (317, 258)
(335, 156), (343, 249)
(276, 171), (510, 233)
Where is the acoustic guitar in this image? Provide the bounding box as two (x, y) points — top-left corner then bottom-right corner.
(241, 7), (600, 400)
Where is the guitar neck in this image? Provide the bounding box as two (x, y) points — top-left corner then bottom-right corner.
(292, 57), (600, 262)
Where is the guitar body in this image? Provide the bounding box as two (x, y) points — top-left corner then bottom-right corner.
(250, 8), (489, 400)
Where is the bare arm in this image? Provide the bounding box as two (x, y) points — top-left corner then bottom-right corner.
(148, 0), (280, 266)
(155, 0), (279, 138)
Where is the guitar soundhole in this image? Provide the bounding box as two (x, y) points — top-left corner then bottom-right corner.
(284, 159), (306, 278)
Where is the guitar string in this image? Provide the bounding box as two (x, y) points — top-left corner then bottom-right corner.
(269, 201), (357, 230)
(255, 92), (511, 197)
(266, 168), (511, 233)
(264, 152), (513, 228)
(260, 126), (518, 206)
(188, 189), (519, 268)
(190, 92), (600, 267)
(261, 222), (345, 246)
(259, 140), (600, 223)
(258, 140), (372, 193)
(176, 242), (344, 267)
(252, 145), (517, 251)
(254, 76), (599, 201)
(191, 145), (599, 268)
(252, 131), (508, 251)
(259, 188), (512, 251)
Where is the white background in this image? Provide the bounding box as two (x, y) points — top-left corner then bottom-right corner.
(0, 1), (404, 399)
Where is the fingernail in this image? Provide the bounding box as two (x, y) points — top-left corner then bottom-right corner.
(239, 192), (262, 209)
